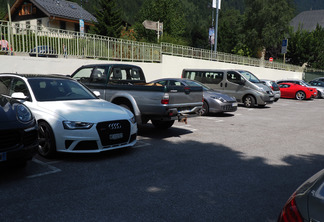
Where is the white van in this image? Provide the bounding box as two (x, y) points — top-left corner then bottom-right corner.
(182, 69), (274, 108)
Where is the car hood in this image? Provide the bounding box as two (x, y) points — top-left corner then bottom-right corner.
(206, 90), (236, 101)
(255, 82), (272, 92)
(35, 99), (132, 122)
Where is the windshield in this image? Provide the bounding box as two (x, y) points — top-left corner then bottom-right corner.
(28, 78), (97, 101)
(237, 71), (261, 83)
(183, 79), (210, 90)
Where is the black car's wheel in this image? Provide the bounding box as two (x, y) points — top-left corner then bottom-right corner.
(200, 101), (209, 116)
(38, 121), (56, 158)
(151, 120), (175, 129)
(295, 91), (306, 100)
(243, 95), (255, 108)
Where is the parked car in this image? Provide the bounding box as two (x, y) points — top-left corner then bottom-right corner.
(71, 64), (203, 129)
(308, 80), (324, 98)
(0, 73), (137, 158)
(278, 82), (316, 100)
(278, 169), (324, 222)
(29, 45), (58, 58)
(311, 77), (324, 82)
(260, 79), (281, 101)
(276, 79), (317, 98)
(182, 69), (274, 108)
(0, 95), (38, 167)
(149, 78), (237, 115)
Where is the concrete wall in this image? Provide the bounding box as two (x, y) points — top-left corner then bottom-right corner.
(0, 54), (303, 82)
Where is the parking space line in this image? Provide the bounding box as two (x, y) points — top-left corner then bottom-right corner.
(27, 159), (62, 179)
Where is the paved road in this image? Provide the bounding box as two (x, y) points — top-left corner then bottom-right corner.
(1, 98), (324, 222)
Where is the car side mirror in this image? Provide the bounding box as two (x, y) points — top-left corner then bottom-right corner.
(93, 91), (101, 97)
(11, 92), (28, 100)
(239, 79), (246, 85)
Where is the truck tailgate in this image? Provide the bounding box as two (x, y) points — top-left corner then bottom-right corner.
(167, 86), (203, 105)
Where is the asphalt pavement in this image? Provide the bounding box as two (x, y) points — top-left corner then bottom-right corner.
(1, 98), (324, 222)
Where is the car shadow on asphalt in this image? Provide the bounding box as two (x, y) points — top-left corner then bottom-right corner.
(238, 104), (271, 109)
(137, 123), (193, 139)
(204, 112), (235, 117)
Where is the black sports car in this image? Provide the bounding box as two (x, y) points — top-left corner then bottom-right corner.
(0, 95), (38, 167)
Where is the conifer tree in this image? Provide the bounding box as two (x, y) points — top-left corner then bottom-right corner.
(91, 0), (123, 38)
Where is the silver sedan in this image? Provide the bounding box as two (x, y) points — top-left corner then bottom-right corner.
(149, 78), (237, 115)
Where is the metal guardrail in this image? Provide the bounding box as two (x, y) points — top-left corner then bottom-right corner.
(161, 43), (304, 72)
(0, 20), (161, 62)
(0, 20), (310, 72)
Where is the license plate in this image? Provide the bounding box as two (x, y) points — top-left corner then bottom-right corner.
(109, 133), (123, 140)
(232, 103), (238, 107)
(0, 152), (7, 162)
(270, 97), (274, 101)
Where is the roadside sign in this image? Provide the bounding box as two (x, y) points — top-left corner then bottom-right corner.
(79, 19), (84, 37)
(142, 20), (163, 32)
(269, 57), (273, 62)
(281, 39), (288, 54)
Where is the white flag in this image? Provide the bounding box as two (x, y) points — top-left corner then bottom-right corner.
(212, 0), (221, 9)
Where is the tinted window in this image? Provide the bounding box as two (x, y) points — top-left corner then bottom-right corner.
(109, 67), (144, 81)
(0, 77), (11, 95)
(11, 78), (31, 98)
(91, 68), (107, 83)
(279, 84), (290, 88)
(182, 71), (223, 84)
(227, 71), (243, 84)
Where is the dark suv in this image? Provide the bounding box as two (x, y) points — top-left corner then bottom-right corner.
(0, 95), (38, 167)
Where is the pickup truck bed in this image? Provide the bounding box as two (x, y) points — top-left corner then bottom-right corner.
(71, 64), (203, 129)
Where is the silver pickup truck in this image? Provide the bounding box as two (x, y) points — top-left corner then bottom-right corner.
(71, 64), (203, 129)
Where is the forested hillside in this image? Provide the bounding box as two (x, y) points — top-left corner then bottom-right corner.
(1, 0), (324, 69)
(1, 0), (324, 23)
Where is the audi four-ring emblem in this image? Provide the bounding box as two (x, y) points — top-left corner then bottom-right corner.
(108, 123), (122, 130)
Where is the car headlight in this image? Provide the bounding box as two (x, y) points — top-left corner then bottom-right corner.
(258, 87), (266, 93)
(16, 104), (33, 122)
(63, 121), (94, 130)
(211, 96), (227, 103)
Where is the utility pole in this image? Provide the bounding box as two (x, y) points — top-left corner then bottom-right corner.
(214, 0), (219, 53)
(7, 0), (13, 55)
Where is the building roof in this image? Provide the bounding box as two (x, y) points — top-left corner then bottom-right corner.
(32, 0), (97, 23)
(7, 0), (97, 24)
(290, 10), (324, 32)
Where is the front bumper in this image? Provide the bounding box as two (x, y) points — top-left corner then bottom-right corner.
(55, 119), (137, 153)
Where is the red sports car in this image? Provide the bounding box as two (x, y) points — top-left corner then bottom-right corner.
(278, 82), (317, 100)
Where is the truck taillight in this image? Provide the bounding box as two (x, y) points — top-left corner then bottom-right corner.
(278, 194), (303, 222)
(161, 99), (169, 104)
(161, 94), (169, 104)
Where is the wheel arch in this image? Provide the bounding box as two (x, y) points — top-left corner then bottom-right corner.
(110, 94), (142, 124)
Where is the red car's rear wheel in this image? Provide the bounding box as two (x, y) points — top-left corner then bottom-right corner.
(295, 91), (306, 100)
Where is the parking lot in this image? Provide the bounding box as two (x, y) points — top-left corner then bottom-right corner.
(1, 98), (324, 222)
